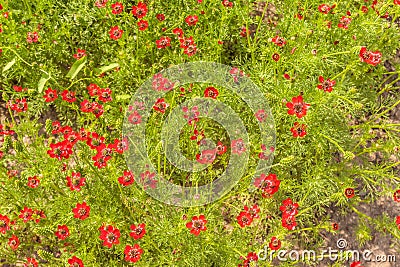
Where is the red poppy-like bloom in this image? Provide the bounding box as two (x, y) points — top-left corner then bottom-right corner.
(204, 86), (219, 99)
(394, 190), (400, 202)
(32, 209), (46, 223)
(124, 244), (143, 263)
(66, 172), (86, 191)
(216, 141), (227, 155)
(244, 204), (260, 219)
(140, 170), (158, 189)
(91, 102), (104, 118)
(186, 215), (207, 235)
(156, 13), (165, 21)
(190, 128), (205, 144)
(361, 5), (369, 13)
(137, 20), (149, 31)
(87, 83), (100, 96)
(338, 16), (352, 29)
(55, 225), (70, 240)
(183, 106), (200, 125)
(153, 98), (169, 113)
(280, 198), (299, 216)
(345, 188), (355, 198)
(332, 222), (339, 231)
(80, 99), (93, 113)
(254, 173), (280, 198)
(109, 26), (123, 40)
(111, 137), (128, 154)
(13, 85), (26, 92)
(47, 140), (73, 160)
(395, 0), (400, 5)
(61, 90), (76, 103)
(68, 256), (84, 267)
(24, 258), (38, 267)
(128, 110), (142, 124)
(19, 207), (33, 223)
(255, 109), (267, 122)
(132, 2), (147, 18)
(317, 76), (336, 92)
(282, 215), (297, 230)
(156, 36), (171, 49)
(172, 27), (184, 37)
(269, 236), (281, 250)
(10, 98), (28, 112)
(130, 223), (146, 240)
(72, 202), (91, 220)
(118, 170), (135, 186)
(8, 235), (20, 250)
(350, 262), (364, 267)
(99, 225), (121, 248)
(27, 32), (39, 43)
(98, 88), (112, 102)
(87, 132), (105, 149)
(95, 0), (108, 8)
(290, 122), (307, 138)
(27, 176), (40, 188)
(43, 87), (58, 102)
(111, 2), (123, 14)
(231, 138), (246, 155)
(183, 44), (197, 57)
(272, 53), (280, 62)
(73, 48), (86, 59)
(396, 216), (400, 229)
(359, 47), (382, 66)
(0, 214), (10, 234)
(239, 252), (258, 267)
(318, 4), (332, 14)
(185, 15), (199, 26)
(196, 149), (217, 164)
(237, 211), (253, 227)
(286, 95), (310, 118)
(272, 36), (286, 47)
(222, 0), (233, 8)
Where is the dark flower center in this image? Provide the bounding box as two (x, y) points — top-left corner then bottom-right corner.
(294, 103), (303, 113)
(78, 209), (87, 216)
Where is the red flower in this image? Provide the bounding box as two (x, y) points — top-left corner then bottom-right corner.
(350, 262), (364, 267)
(8, 235), (20, 250)
(318, 4), (332, 14)
(80, 99), (93, 113)
(13, 85), (26, 92)
(272, 53), (280, 62)
(111, 2), (123, 14)
(196, 149), (216, 164)
(272, 35), (286, 47)
(282, 215), (297, 230)
(61, 90), (76, 103)
(332, 222), (339, 231)
(344, 188), (355, 198)
(19, 207), (33, 223)
(68, 256), (84, 267)
(27, 176), (40, 188)
(32, 209), (46, 223)
(216, 141), (227, 155)
(95, 0), (108, 8)
(186, 215), (207, 235)
(140, 170), (158, 189)
(124, 244), (143, 263)
(394, 190), (400, 202)
(395, 0), (400, 5)
(99, 225), (121, 248)
(280, 198), (299, 216)
(361, 6), (369, 13)
(396, 216), (400, 229)
(137, 20), (149, 31)
(338, 16), (352, 29)
(359, 47), (382, 66)
(130, 223), (146, 239)
(290, 122), (307, 138)
(47, 140), (73, 160)
(172, 28), (184, 37)
(24, 258), (38, 267)
(72, 202), (91, 220)
(55, 225), (70, 240)
(27, 32), (39, 43)
(183, 44), (197, 57)
(255, 109), (267, 122)
(153, 98), (169, 113)
(222, 0), (233, 8)
(118, 170), (135, 186)
(156, 36), (171, 49)
(254, 173), (280, 198)
(244, 204), (260, 219)
(128, 110), (142, 124)
(86, 132), (105, 149)
(10, 98), (28, 112)
(269, 236), (281, 250)
(91, 102), (104, 118)
(183, 106), (200, 125)
(0, 214), (10, 234)
(98, 88), (112, 102)
(131, 2), (147, 18)
(87, 83), (100, 96)
(109, 26), (123, 40)
(286, 95), (310, 119)
(156, 13), (165, 21)
(111, 138), (128, 154)
(231, 138), (246, 155)
(43, 87), (58, 102)
(317, 76), (336, 92)
(204, 86), (219, 99)
(73, 48), (86, 59)
(185, 15), (199, 26)
(66, 172), (86, 191)
(237, 211), (253, 227)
